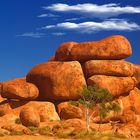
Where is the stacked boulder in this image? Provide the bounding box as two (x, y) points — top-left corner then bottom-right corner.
(0, 78), (60, 131)
(0, 35), (140, 135)
(50, 35), (139, 124)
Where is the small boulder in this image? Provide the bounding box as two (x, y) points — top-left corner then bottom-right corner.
(87, 75), (137, 97)
(26, 61), (86, 101)
(20, 107), (40, 127)
(55, 35), (132, 61)
(57, 102), (83, 120)
(83, 60), (134, 78)
(1, 78), (39, 100)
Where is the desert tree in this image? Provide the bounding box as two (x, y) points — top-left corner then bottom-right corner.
(70, 85), (121, 133)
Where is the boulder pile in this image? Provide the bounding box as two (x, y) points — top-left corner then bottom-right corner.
(0, 35), (140, 136)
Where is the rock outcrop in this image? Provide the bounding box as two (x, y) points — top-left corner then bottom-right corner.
(55, 35), (132, 61)
(1, 78), (39, 100)
(133, 64), (140, 89)
(87, 75), (137, 97)
(20, 107), (40, 127)
(0, 100), (60, 121)
(26, 61), (86, 101)
(83, 60), (134, 78)
(1, 35), (140, 137)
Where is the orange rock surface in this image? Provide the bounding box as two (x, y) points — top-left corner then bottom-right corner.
(0, 100), (60, 121)
(87, 75), (137, 97)
(83, 60), (134, 78)
(55, 35), (132, 61)
(26, 61), (86, 101)
(20, 107), (40, 127)
(1, 78), (39, 100)
(133, 64), (140, 89)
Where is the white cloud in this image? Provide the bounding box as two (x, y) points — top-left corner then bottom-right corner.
(65, 17), (82, 21)
(51, 32), (66, 36)
(17, 32), (45, 38)
(37, 13), (59, 18)
(44, 3), (140, 18)
(41, 19), (140, 33)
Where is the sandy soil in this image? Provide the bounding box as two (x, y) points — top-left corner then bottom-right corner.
(0, 135), (69, 140)
(0, 135), (139, 140)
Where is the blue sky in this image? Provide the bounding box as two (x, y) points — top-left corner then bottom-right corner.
(0, 0), (140, 82)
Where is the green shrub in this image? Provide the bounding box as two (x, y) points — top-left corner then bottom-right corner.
(39, 126), (52, 135)
(27, 126), (39, 134)
(10, 131), (24, 136)
(15, 118), (21, 124)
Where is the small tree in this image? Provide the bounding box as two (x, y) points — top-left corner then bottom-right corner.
(71, 85), (121, 133)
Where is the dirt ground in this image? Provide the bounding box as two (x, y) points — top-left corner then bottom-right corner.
(0, 135), (139, 140)
(0, 136), (68, 140)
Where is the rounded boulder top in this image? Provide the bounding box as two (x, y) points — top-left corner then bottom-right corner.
(55, 35), (132, 62)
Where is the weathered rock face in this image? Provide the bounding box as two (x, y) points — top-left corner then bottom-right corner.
(83, 60), (134, 78)
(133, 64), (140, 89)
(26, 61), (86, 101)
(55, 35), (132, 61)
(128, 88), (140, 114)
(0, 101), (60, 121)
(93, 88), (140, 123)
(1, 78), (39, 100)
(116, 123), (140, 138)
(87, 75), (137, 97)
(2, 124), (31, 135)
(20, 107), (40, 127)
(57, 102), (83, 120)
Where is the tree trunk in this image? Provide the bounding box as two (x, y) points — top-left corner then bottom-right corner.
(85, 107), (90, 133)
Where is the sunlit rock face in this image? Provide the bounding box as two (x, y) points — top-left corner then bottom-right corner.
(55, 35), (132, 62)
(26, 61), (86, 101)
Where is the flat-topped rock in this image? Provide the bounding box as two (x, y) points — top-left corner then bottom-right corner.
(83, 60), (134, 78)
(26, 61), (86, 101)
(1, 78), (39, 100)
(55, 35), (132, 61)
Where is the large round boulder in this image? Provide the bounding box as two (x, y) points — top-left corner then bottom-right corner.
(20, 107), (40, 127)
(1, 78), (39, 100)
(87, 75), (137, 97)
(55, 35), (132, 61)
(83, 60), (134, 78)
(26, 61), (86, 101)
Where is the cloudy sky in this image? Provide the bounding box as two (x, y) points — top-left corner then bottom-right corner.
(0, 0), (140, 81)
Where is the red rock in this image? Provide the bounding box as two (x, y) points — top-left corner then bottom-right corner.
(0, 114), (19, 127)
(57, 102), (83, 120)
(20, 107), (40, 127)
(26, 61), (86, 101)
(83, 60), (134, 78)
(0, 100), (60, 121)
(87, 75), (137, 97)
(117, 123), (140, 138)
(2, 124), (31, 135)
(1, 78), (39, 100)
(55, 35), (132, 61)
(93, 88), (140, 123)
(133, 64), (140, 89)
(48, 55), (56, 61)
